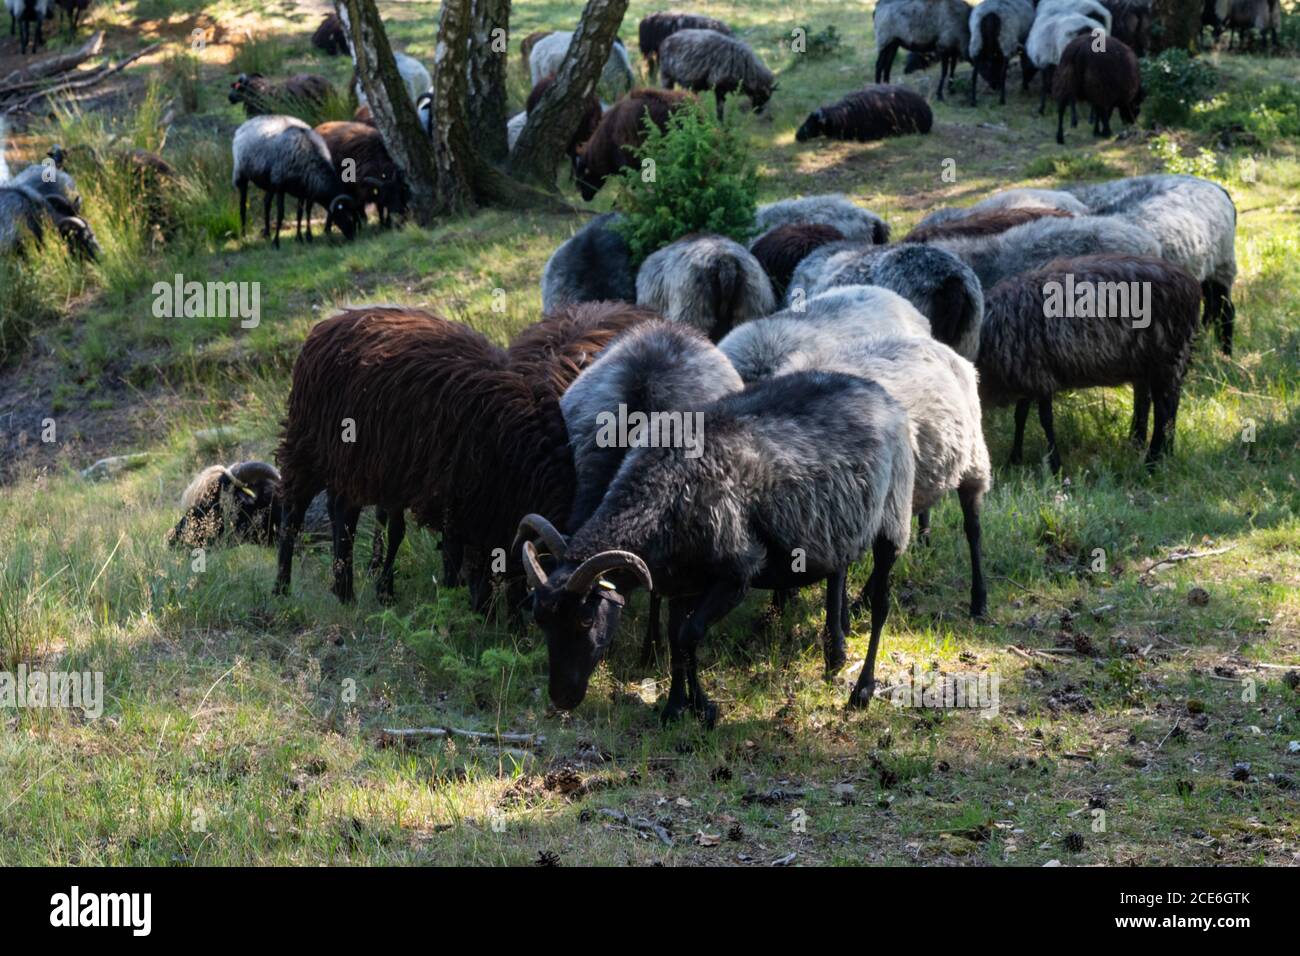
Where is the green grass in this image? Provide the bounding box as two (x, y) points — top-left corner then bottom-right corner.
(0, 1), (1297, 866)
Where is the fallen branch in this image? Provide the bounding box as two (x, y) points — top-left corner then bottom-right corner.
(1157, 718), (1181, 751)
(0, 30), (104, 89)
(1008, 645), (1072, 663)
(377, 726), (546, 749)
(597, 808), (673, 847)
(1143, 544), (1236, 575)
(5, 43), (160, 115)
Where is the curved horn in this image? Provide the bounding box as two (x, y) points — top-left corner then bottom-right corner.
(512, 513), (567, 560)
(521, 540), (548, 592)
(565, 550), (653, 596)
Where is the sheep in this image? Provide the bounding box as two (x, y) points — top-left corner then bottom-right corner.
(657, 29), (775, 120)
(635, 234), (776, 340)
(312, 13), (348, 56)
(784, 242), (985, 360)
(925, 214), (1162, 292)
(313, 120), (406, 227)
(1202, 0), (1227, 43)
(353, 52), (431, 109)
(1052, 34), (1142, 144)
(573, 88), (691, 201)
(54, 0), (90, 38)
(1101, 0), (1152, 56)
(517, 368), (915, 720)
(874, 0), (973, 101)
(918, 189), (1090, 236)
(1223, 0), (1281, 49)
(0, 184), (98, 260)
(166, 461), (283, 549)
(754, 194), (890, 244)
(979, 254), (1202, 472)
(228, 73), (335, 120)
(749, 222), (846, 301)
(7, 0), (50, 54)
(231, 115), (358, 249)
(415, 91), (432, 137)
(520, 30), (554, 74)
(967, 0), (1035, 105)
(638, 11), (733, 80)
(1026, 11), (1107, 116)
(7, 153), (81, 211)
(1037, 0), (1114, 32)
(795, 85), (932, 142)
(529, 30), (633, 101)
(352, 103), (375, 127)
(902, 206), (1075, 243)
(526, 73), (603, 160)
(1068, 174), (1239, 354)
(540, 212), (637, 312)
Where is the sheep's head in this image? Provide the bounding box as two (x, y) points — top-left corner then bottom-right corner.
(749, 79), (775, 114)
(795, 108), (826, 142)
(228, 73), (265, 105)
(572, 152), (600, 202)
(516, 514), (653, 711)
(53, 212), (99, 261)
(1120, 86), (1145, 125)
(325, 196), (358, 240)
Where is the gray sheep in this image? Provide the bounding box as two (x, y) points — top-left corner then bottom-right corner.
(528, 30), (633, 100)
(913, 188), (1088, 234)
(231, 115), (358, 249)
(874, 0), (973, 101)
(1069, 174), (1239, 354)
(353, 51), (431, 108)
(754, 194), (890, 244)
(517, 368), (915, 722)
(635, 234), (776, 340)
(541, 213), (637, 313)
(7, 0), (50, 54)
(1025, 11), (1107, 115)
(657, 28), (776, 120)
(0, 183), (98, 259)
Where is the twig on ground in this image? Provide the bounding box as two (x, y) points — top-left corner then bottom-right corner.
(597, 808), (672, 847)
(1143, 544), (1236, 574)
(378, 726), (546, 748)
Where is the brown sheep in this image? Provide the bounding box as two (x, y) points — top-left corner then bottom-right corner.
(228, 72), (334, 119)
(1052, 35), (1142, 145)
(902, 207), (1075, 243)
(527, 74), (603, 160)
(351, 103), (375, 127)
(748, 223), (846, 300)
(573, 88), (693, 201)
(796, 85), (932, 142)
(312, 13), (348, 56)
(313, 120), (406, 226)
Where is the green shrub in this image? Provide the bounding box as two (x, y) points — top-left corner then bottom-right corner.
(1024, 153), (1119, 180)
(611, 99), (759, 264)
(1140, 49), (1218, 127)
(1150, 134), (1220, 179)
(231, 30), (289, 77)
(162, 50), (204, 114)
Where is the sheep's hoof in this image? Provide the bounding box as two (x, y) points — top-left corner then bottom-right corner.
(660, 700), (688, 726)
(824, 646), (847, 679)
(970, 599), (988, 620)
(694, 701), (719, 729)
(847, 682), (875, 710)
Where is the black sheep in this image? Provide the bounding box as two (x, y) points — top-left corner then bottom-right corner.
(796, 85), (932, 143)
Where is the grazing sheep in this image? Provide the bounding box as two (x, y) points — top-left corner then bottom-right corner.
(1026, 11), (1107, 115)
(968, 0), (1035, 105)
(979, 254), (1201, 472)
(0, 183), (97, 259)
(541, 213), (637, 313)
(1052, 34), (1142, 144)
(231, 115), (358, 248)
(1101, 0), (1152, 55)
(1069, 174), (1238, 353)
(7, 0), (50, 54)
(754, 194), (890, 244)
(314, 120), (406, 226)
(312, 13), (348, 56)
(7, 155), (81, 212)
(657, 29), (775, 120)
(353, 52), (431, 108)
(635, 234), (776, 340)
(228, 73), (335, 119)
(638, 11), (733, 80)
(520, 30), (554, 74)
(785, 242), (985, 360)
(166, 461), (283, 549)
(1223, 0), (1280, 48)
(874, 0), (973, 101)
(526, 73), (603, 160)
(54, 0), (90, 38)
(902, 206), (1074, 243)
(529, 30), (633, 100)
(518, 369), (915, 720)
(795, 85), (932, 142)
(926, 214), (1161, 291)
(749, 222), (845, 301)
(573, 88), (691, 201)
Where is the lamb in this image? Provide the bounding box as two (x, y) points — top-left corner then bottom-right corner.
(657, 29), (775, 120)
(573, 88), (692, 201)
(312, 13), (348, 55)
(526, 73), (602, 160)
(166, 461), (283, 549)
(353, 52), (431, 109)
(1101, 0), (1152, 56)
(754, 194), (890, 244)
(784, 242), (985, 360)
(517, 368), (915, 721)
(540, 212), (637, 312)
(978, 254), (1202, 472)
(749, 222), (846, 301)
(1052, 34), (1143, 144)
(902, 206), (1075, 243)
(228, 73), (335, 119)
(313, 120), (406, 227)
(54, 0), (90, 37)
(1068, 174), (1239, 353)
(635, 234), (776, 340)
(967, 0), (1035, 105)
(795, 85), (932, 142)
(874, 0), (973, 101)
(6, 0), (50, 54)
(1026, 11), (1108, 116)
(0, 183), (98, 260)
(638, 11), (733, 80)
(529, 31), (633, 100)
(519, 30), (554, 74)
(231, 115), (358, 249)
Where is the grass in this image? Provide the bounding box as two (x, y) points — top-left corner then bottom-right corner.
(0, 1), (1297, 866)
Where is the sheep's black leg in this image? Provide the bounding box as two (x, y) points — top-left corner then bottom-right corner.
(839, 576), (850, 634)
(261, 189), (273, 239)
(294, 199), (304, 242)
(1204, 279), (1235, 355)
(440, 534), (464, 587)
(960, 483), (987, 619)
(917, 509), (931, 545)
(848, 534), (898, 710)
(1131, 382), (1151, 446)
(305, 201), (314, 243)
(1021, 53), (1035, 91)
(1038, 397), (1062, 474)
(639, 593), (662, 667)
(999, 58), (1009, 105)
(662, 581), (746, 728)
(1039, 65), (1052, 116)
(1102, 106), (1114, 136)
(274, 497), (310, 596)
(969, 58), (978, 106)
(936, 55), (949, 102)
(714, 92), (724, 122)
(273, 191), (286, 249)
(1056, 98), (1068, 145)
(375, 508), (405, 603)
(238, 180), (248, 236)
(328, 492), (362, 603)
(1010, 398), (1031, 464)
(661, 598), (691, 721)
(876, 40), (900, 84)
(824, 568), (847, 677)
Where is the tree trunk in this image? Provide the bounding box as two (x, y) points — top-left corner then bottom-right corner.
(507, 0), (629, 189)
(467, 0), (511, 164)
(429, 0), (480, 215)
(1151, 0), (1203, 52)
(344, 0), (439, 225)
